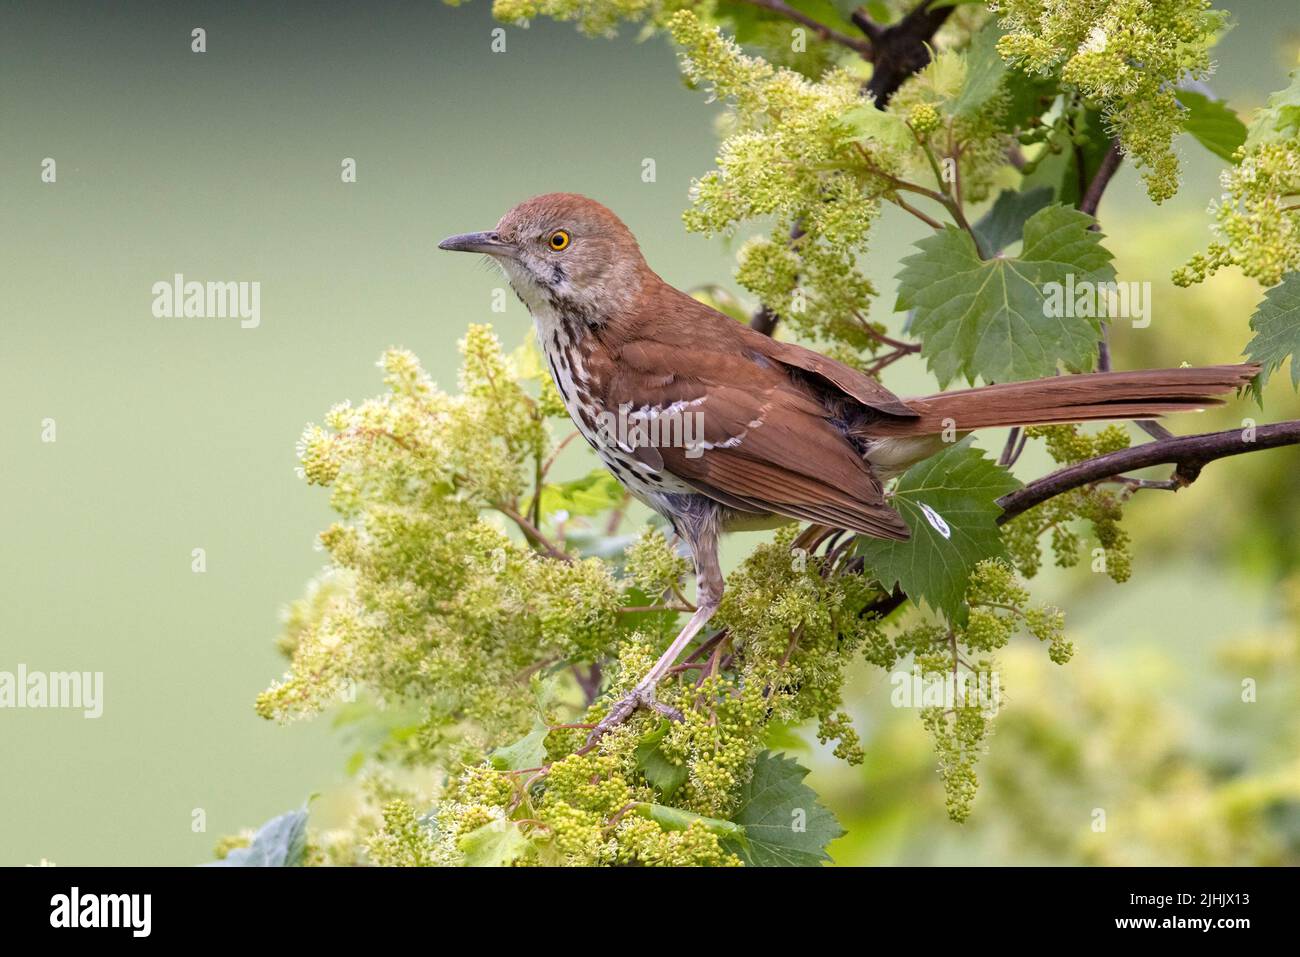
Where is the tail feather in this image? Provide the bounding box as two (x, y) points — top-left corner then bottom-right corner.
(869, 364), (1258, 437)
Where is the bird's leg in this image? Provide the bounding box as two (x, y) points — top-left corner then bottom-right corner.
(585, 518), (723, 746)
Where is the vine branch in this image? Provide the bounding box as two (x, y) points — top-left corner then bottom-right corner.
(1079, 140), (1124, 218)
(495, 504), (572, 562)
(854, 0), (955, 106)
(995, 421), (1300, 523)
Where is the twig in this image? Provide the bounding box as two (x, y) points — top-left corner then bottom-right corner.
(860, 586), (908, 621)
(864, 347), (917, 375)
(524, 430), (581, 523)
(540, 430), (581, 479)
(995, 421), (1300, 524)
(945, 197), (980, 255)
(919, 138), (949, 196)
(683, 628), (729, 664)
(605, 490), (632, 535)
(856, 318), (921, 354)
(1073, 142), (1089, 203)
(668, 661), (709, 673)
(353, 426), (417, 453)
(1136, 419), (1176, 441)
(1079, 140), (1123, 219)
(916, 137), (981, 252)
(670, 584), (697, 612)
(735, 0), (874, 57)
(999, 427), (1026, 467)
(572, 664), (603, 706)
(495, 504), (572, 562)
(1075, 139), (1129, 381)
(892, 194), (946, 230)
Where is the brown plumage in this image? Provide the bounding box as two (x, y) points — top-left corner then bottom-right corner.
(439, 193), (1258, 741)
(877, 365), (1257, 436)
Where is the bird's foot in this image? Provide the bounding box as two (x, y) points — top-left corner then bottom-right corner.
(584, 680), (682, 747)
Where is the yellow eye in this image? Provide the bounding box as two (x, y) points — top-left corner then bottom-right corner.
(548, 229), (571, 251)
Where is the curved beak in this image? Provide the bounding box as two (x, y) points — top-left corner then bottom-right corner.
(438, 230), (513, 257)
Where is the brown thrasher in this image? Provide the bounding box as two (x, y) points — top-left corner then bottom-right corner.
(440, 192), (1256, 742)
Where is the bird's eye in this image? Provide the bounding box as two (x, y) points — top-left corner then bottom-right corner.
(548, 229), (571, 251)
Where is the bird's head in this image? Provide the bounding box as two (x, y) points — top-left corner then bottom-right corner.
(439, 193), (649, 327)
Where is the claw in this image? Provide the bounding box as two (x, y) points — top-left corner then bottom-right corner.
(647, 698), (684, 721)
(582, 562), (723, 748)
(584, 682), (681, 747)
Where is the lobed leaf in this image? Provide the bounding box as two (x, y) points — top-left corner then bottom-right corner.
(857, 440), (1020, 624)
(1244, 272), (1300, 395)
(1178, 89), (1248, 162)
(896, 204), (1116, 386)
(722, 751), (844, 867)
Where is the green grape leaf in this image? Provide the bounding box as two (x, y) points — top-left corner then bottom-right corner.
(953, 22), (1006, 119)
(784, 0), (856, 33)
(635, 721), (689, 800)
(715, 1), (767, 44)
(862, 0), (892, 24)
(1246, 69), (1300, 148)
(919, 47), (968, 104)
(843, 103), (916, 155)
(972, 186), (1053, 256)
(896, 204), (1116, 386)
(1177, 90), (1247, 161)
(824, 0), (866, 19)
(1000, 68), (1057, 132)
(1244, 272), (1300, 395)
(722, 751), (843, 867)
(537, 469), (626, 519)
(856, 440), (1020, 624)
(718, 0), (854, 44)
(489, 718), (549, 771)
(206, 803), (310, 867)
(460, 819), (532, 867)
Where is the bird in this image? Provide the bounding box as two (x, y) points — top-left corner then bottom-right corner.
(440, 192), (1258, 743)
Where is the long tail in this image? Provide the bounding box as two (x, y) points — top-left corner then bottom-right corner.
(870, 364), (1258, 437)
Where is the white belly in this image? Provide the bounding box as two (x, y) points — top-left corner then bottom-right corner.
(533, 319), (697, 504)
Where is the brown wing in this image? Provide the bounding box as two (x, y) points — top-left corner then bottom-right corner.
(754, 335), (920, 420)
(624, 280), (919, 420)
(600, 338), (910, 540)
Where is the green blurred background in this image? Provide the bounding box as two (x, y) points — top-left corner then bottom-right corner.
(3, 0), (1298, 865)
